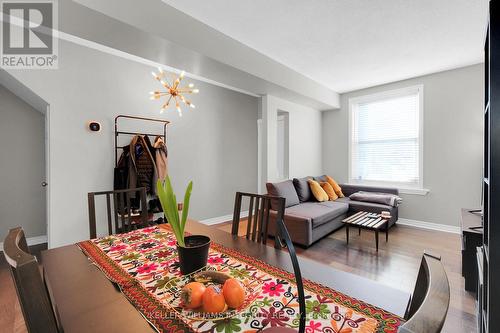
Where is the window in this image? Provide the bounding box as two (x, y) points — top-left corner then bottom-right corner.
(349, 85), (423, 190)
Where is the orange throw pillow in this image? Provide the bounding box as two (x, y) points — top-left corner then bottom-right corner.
(308, 179), (329, 202)
(320, 182), (338, 201)
(326, 175), (345, 198)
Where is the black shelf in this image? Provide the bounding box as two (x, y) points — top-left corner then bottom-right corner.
(479, 2), (500, 332)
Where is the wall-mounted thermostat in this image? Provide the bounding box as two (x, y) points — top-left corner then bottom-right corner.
(88, 121), (101, 132)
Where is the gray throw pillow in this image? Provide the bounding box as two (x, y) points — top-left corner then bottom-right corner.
(266, 180), (300, 209)
(293, 177), (313, 202)
(314, 175), (327, 182)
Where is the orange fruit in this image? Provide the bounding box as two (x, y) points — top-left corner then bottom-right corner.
(180, 282), (206, 309)
(202, 286), (226, 313)
(223, 278), (246, 309)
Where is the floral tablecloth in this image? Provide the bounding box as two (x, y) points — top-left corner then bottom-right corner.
(77, 225), (404, 333)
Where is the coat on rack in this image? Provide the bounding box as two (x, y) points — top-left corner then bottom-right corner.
(154, 136), (168, 180)
(130, 135), (157, 195)
(114, 135), (158, 196)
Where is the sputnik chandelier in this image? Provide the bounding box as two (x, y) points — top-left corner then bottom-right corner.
(149, 68), (199, 117)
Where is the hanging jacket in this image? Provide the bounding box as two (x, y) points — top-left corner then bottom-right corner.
(129, 135), (157, 194)
(114, 146), (130, 190)
(154, 136), (168, 181)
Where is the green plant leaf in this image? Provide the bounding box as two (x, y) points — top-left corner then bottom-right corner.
(181, 181), (193, 233)
(157, 177), (184, 246)
(156, 176), (194, 248)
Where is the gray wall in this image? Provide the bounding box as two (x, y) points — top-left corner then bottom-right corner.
(323, 64), (483, 227)
(9, 40), (258, 247)
(0, 86), (46, 240)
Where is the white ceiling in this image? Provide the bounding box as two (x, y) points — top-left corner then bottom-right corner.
(163, 0), (488, 93)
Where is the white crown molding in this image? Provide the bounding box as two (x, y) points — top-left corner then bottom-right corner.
(200, 211), (249, 226)
(0, 235), (48, 252)
(397, 218), (460, 234)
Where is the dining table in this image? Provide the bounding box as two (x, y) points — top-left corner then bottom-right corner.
(41, 220), (411, 332)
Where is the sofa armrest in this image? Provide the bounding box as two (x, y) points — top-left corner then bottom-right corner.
(340, 184), (399, 197)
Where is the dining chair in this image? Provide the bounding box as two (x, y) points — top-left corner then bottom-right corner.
(231, 192), (286, 246)
(266, 211), (307, 333)
(3, 227), (60, 333)
(398, 251), (450, 333)
(232, 192), (305, 333)
(88, 187), (150, 239)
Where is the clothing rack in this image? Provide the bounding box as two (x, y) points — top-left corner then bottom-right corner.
(114, 115), (170, 166)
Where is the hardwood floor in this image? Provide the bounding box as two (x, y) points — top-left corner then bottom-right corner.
(0, 243), (46, 333)
(217, 222), (477, 333)
(1, 226), (475, 333)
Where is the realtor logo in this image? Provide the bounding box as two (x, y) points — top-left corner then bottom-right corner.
(1, 0), (58, 69)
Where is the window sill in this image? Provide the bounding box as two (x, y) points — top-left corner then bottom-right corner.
(398, 188), (430, 196)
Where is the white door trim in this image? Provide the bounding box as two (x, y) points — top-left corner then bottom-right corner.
(45, 105), (51, 248)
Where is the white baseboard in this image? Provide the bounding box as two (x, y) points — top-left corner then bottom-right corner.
(200, 211), (249, 226)
(397, 218), (460, 234)
(199, 213), (461, 234)
(0, 235), (48, 252)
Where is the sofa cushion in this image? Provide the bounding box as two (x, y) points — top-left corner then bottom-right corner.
(337, 197), (392, 211)
(266, 180), (300, 209)
(320, 181), (338, 201)
(314, 175), (327, 182)
(308, 179), (329, 202)
(315, 175), (344, 197)
(325, 175), (345, 198)
(293, 177), (313, 202)
(340, 184), (399, 197)
(284, 201), (348, 228)
(349, 191), (402, 207)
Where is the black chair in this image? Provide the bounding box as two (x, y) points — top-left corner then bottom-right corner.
(271, 209), (306, 333)
(398, 252), (450, 333)
(232, 192), (305, 333)
(3, 227), (60, 332)
(231, 192), (285, 246)
(87, 187), (150, 238)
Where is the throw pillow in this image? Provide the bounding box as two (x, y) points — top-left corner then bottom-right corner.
(320, 181), (338, 201)
(308, 179), (329, 202)
(266, 180), (300, 209)
(314, 175), (327, 182)
(293, 177), (313, 202)
(325, 175), (345, 198)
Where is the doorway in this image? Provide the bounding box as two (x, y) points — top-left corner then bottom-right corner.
(277, 112), (289, 180)
(0, 84), (48, 248)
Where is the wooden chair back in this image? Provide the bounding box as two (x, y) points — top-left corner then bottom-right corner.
(3, 227), (59, 332)
(398, 252), (450, 333)
(231, 192), (286, 246)
(232, 192), (304, 333)
(88, 187), (149, 239)
(274, 213), (306, 333)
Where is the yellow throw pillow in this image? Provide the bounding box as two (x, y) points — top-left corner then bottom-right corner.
(326, 175), (345, 198)
(308, 179), (329, 202)
(320, 182), (338, 201)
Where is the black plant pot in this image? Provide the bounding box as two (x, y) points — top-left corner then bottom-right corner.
(177, 235), (211, 275)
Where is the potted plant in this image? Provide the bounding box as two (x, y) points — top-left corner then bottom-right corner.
(157, 176), (211, 275)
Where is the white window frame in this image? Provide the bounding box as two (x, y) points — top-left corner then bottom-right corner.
(348, 84), (428, 195)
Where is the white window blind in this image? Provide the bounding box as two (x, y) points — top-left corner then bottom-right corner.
(349, 86), (423, 188)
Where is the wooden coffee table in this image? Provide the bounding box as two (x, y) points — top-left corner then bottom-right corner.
(342, 211), (390, 251)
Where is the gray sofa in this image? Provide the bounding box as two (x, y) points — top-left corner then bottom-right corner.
(266, 176), (399, 247)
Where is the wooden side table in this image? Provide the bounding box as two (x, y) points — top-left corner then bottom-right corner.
(342, 211), (389, 251)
